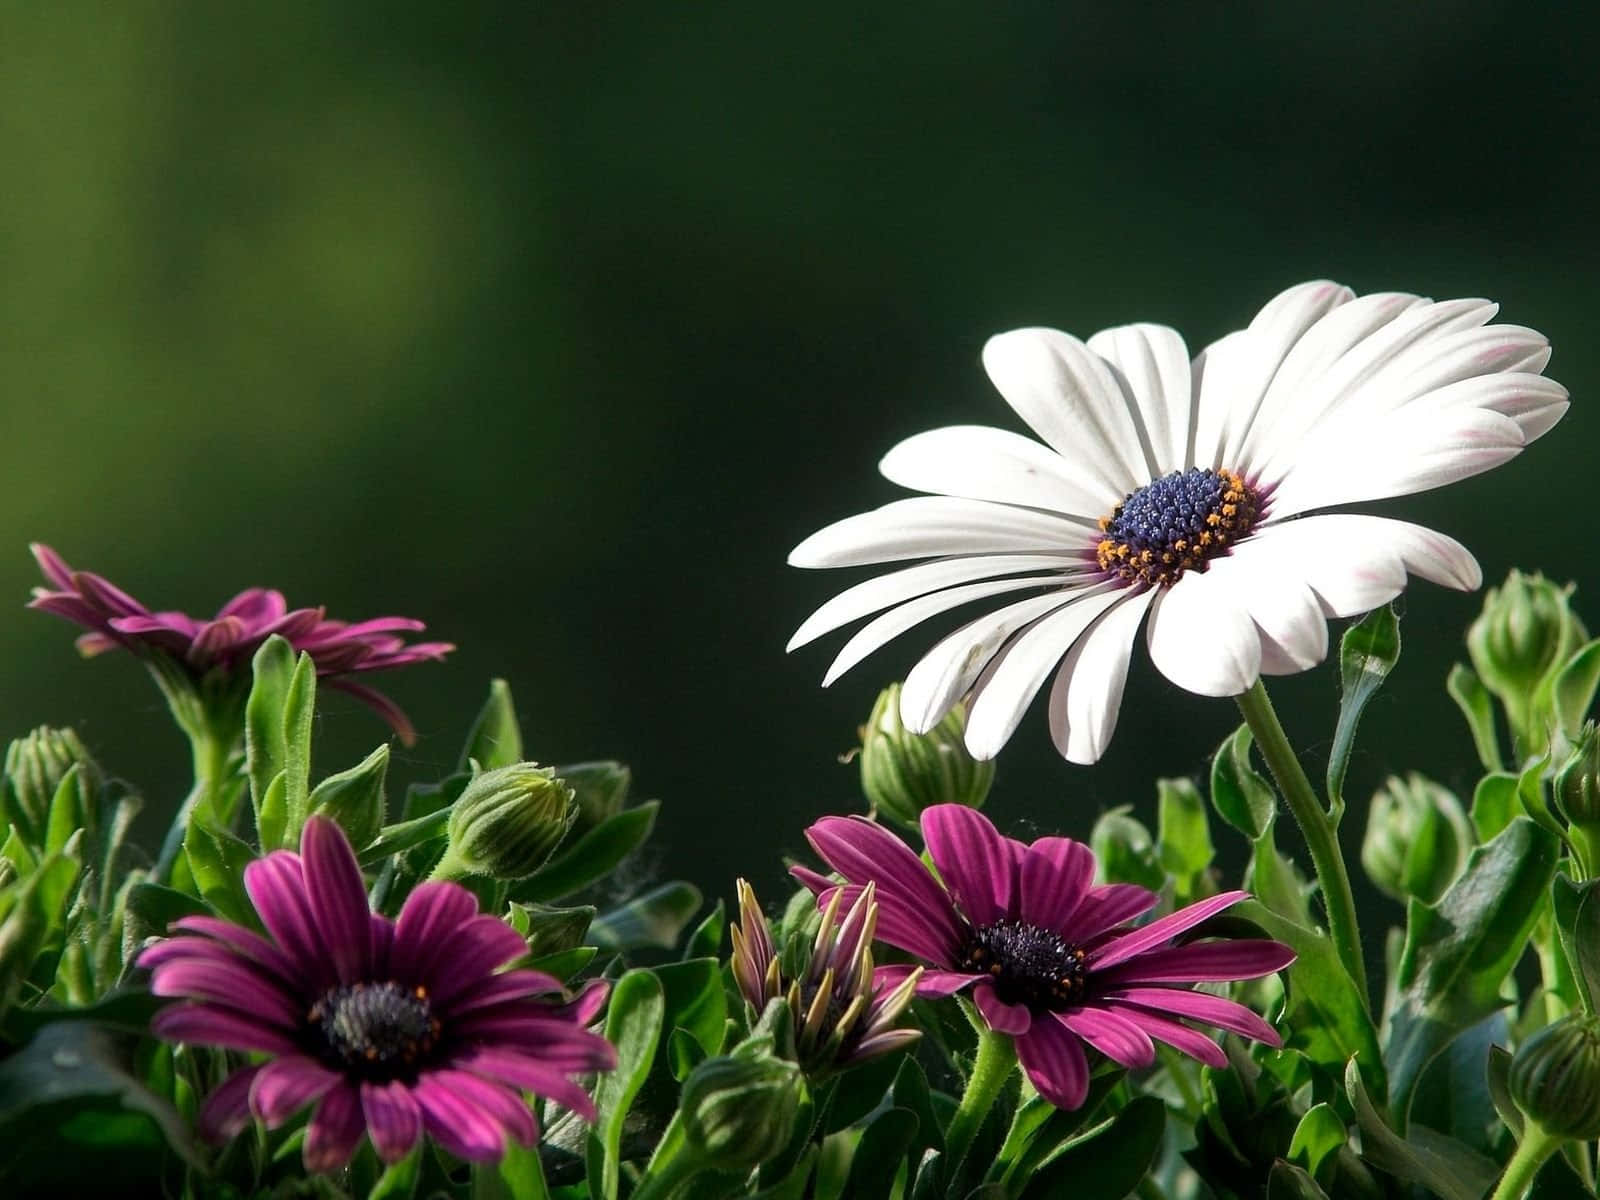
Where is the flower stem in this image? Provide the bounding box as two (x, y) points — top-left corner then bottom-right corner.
(944, 1019), (1019, 1173)
(1491, 1123), (1562, 1200)
(1235, 680), (1369, 1006)
(154, 727), (234, 884)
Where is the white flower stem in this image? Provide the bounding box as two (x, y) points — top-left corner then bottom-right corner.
(1236, 680), (1370, 1007)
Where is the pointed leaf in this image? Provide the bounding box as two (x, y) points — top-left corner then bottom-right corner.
(1328, 606), (1400, 822)
(1157, 777), (1214, 883)
(245, 635), (297, 844)
(1020, 1095), (1165, 1199)
(1287, 1103), (1346, 1181)
(587, 968), (663, 1200)
(309, 744), (389, 850)
(1212, 725), (1275, 840)
(1269, 1161), (1331, 1200)
(590, 882), (702, 953)
(685, 900), (726, 960)
(1552, 639), (1600, 742)
(459, 680), (524, 774)
(513, 802), (659, 903)
(1448, 663), (1503, 774)
(1485, 1045), (1522, 1139)
(1471, 774), (1520, 842)
(844, 1107), (919, 1198)
(1344, 1059), (1499, 1200)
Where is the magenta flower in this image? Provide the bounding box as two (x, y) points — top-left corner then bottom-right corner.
(140, 816), (616, 1171)
(795, 805), (1294, 1110)
(28, 543), (452, 743)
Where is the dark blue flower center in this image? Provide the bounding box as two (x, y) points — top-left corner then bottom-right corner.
(964, 920), (1087, 1011)
(1097, 468), (1260, 587)
(309, 980), (440, 1079)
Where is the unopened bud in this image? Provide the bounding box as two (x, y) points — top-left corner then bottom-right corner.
(681, 1041), (803, 1169)
(1556, 724), (1600, 834)
(441, 763), (577, 880)
(860, 683), (993, 828)
(308, 745), (388, 850)
(1510, 1014), (1600, 1140)
(2, 726), (99, 845)
(1360, 774), (1472, 905)
(1468, 571), (1584, 715)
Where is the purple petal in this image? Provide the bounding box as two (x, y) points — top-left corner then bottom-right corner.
(371, 913), (395, 978)
(197, 1066), (262, 1142)
(1059, 1006), (1156, 1068)
(1088, 891), (1250, 970)
(424, 1069), (537, 1148)
(322, 679), (418, 746)
(1095, 940), (1296, 986)
(303, 1083), (366, 1172)
(1015, 1018), (1090, 1110)
(445, 969), (566, 1017)
(250, 1056), (341, 1126)
(71, 569), (148, 618)
(300, 816), (373, 984)
(562, 978), (610, 1026)
(800, 880), (960, 967)
(361, 1080), (424, 1163)
(450, 1047), (601, 1121)
(242, 851), (333, 989)
(30, 543), (76, 591)
(259, 606), (327, 643)
(920, 805), (1018, 926)
(804, 817), (963, 957)
(390, 881), (479, 982)
(1018, 837), (1095, 930)
(168, 915), (302, 983)
(447, 1014), (620, 1069)
(187, 616), (249, 667)
(412, 1074), (509, 1161)
(846, 1029), (924, 1064)
(217, 588), (288, 627)
(1106, 1007), (1227, 1068)
(148, 957), (302, 1029)
(1067, 883), (1159, 942)
(974, 981), (1031, 1034)
(74, 631), (121, 656)
(153, 1004), (299, 1054)
(32, 592), (118, 632)
(1099, 986), (1282, 1045)
(912, 969), (980, 998)
(426, 917), (530, 1005)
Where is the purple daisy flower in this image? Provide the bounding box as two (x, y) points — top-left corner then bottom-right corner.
(794, 805), (1295, 1110)
(28, 543), (452, 744)
(140, 816), (615, 1171)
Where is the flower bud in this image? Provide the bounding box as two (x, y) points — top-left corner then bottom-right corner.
(2, 726), (99, 845)
(680, 1041), (803, 1169)
(860, 683), (993, 828)
(1510, 1014), (1600, 1139)
(442, 763), (577, 880)
(1556, 724), (1600, 832)
(308, 745), (388, 850)
(1468, 571), (1584, 712)
(1360, 774), (1473, 905)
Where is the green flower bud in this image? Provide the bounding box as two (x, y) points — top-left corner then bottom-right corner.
(441, 763), (577, 880)
(1510, 1014), (1600, 1139)
(1556, 724), (1600, 830)
(1360, 774), (1473, 905)
(859, 683), (993, 828)
(1090, 807), (1164, 890)
(680, 1041), (803, 1169)
(2, 726), (99, 846)
(308, 745), (389, 850)
(1468, 571), (1584, 714)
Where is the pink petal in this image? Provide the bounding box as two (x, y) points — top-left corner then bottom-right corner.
(242, 851), (334, 990)
(1096, 940), (1296, 986)
(303, 1084), (367, 1172)
(920, 805), (1018, 926)
(152, 1004), (300, 1055)
(974, 981), (1031, 1034)
(803, 816), (963, 957)
(412, 1074), (510, 1161)
(426, 917), (531, 1006)
(300, 816), (374, 984)
(1088, 890), (1250, 970)
(30, 543), (76, 591)
(390, 881), (479, 982)
(361, 1080), (424, 1163)
(197, 1066), (262, 1142)
(168, 916), (303, 984)
(1067, 883), (1159, 942)
(1099, 986), (1282, 1045)
(1018, 837), (1095, 930)
(250, 1056), (341, 1126)
(450, 1046), (601, 1121)
(1015, 1018), (1090, 1110)
(1059, 1006), (1156, 1068)
(798, 879), (960, 967)
(1106, 1007), (1227, 1068)
(446, 969), (566, 1017)
(217, 588), (289, 627)
(148, 957), (302, 1029)
(422, 1070), (536, 1148)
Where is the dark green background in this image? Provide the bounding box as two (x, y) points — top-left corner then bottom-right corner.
(3, 3), (1595, 912)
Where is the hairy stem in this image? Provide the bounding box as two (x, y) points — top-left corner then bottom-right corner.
(1491, 1123), (1562, 1200)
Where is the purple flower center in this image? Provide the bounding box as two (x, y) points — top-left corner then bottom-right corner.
(964, 919), (1087, 1011)
(309, 980), (441, 1079)
(1097, 467), (1261, 587)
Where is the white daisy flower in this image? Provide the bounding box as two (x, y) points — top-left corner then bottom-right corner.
(788, 280), (1568, 765)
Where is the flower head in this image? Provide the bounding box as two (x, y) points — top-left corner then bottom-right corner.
(28, 544), (452, 743)
(795, 805), (1293, 1110)
(730, 878), (921, 1076)
(788, 282), (1567, 763)
(140, 816), (615, 1170)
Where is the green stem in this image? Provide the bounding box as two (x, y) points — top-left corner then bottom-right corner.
(944, 1021), (1019, 1173)
(1236, 680), (1370, 1006)
(630, 1112), (705, 1200)
(154, 728), (233, 883)
(1491, 1123), (1562, 1200)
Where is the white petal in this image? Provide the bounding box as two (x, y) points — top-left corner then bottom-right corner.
(1048, 588), (1156, 764)
(878, 425), (1112, 517)
(981, 329), (1148, 497)
(1210, 281), (1355, 469)
(900, 589), (1093, 733)
(1206, 544), (1328, 674)
(788, 553), (1090, 651)
(1145, 572), (1262, 697)
(824, 574), (1075, 686)
(1085, 324), (1193, 476)
(963, 589), (1125, 759)
(1188, 330), (1248, 470)
(788, 497), (1098, 568)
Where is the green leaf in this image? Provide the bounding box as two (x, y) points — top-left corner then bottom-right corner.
(118, 883), (207, 971)
(181, 823), (258, 928)
(514, 802), (659, 903)
(1268, 1161), (1331, 1200)
(1233, 900), (1384, 1101)
(1287, 1103), (1346, 1181)
(369, 1140), (423, 1200)
(280, 649), (317, 845)
(1406, 1012), (1508, 1156)
(245, 635), (297, 848)
(1485, 1044), (1522, 1139)
(1554, 875), (1600, 1013)
(358, 807), (453, 867)
(995, 1072), (1122, 1189)
(1471, 773), (1520, 842)
(821, 1047), (908, 1135)
(1551, 639), (1600, 742)
(507, 902), (595, 958)
(1157, 777), (1214, 883)
(43, 764), (90, 857)
(590, 882), (702, 952)
(892, 1056), (943, 1161)
(1020, 1095), (1165, 1199)
(556, 761), (632, 829)
(587, 968), (663, 1200)
(685, 900), (726, 960)
(1384, 817), (1560, 1126)
(309, 744), (389, 850)
(0, 853), (81, 1014)
(1211, 725), (1276, 840)
(1088, 808), (1163, 889)
(668, 1027), (708, 1081)
(655, 957), (728, 1065)
(844, 1107), (919, 1198)
(459, 679), (524, 774)
(749, 1144), (818, 1200)
(473, 1138), (551, 1200)
(1344, 1060), (1499, 1200)
(526, 946), (597, 981)
(1448, 663), (1504, 774)
(2, 988), (164, 1043)
(1328, 605), (1400, 822)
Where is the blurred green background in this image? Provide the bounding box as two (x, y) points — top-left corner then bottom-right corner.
(3, 3), (1595, 915)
